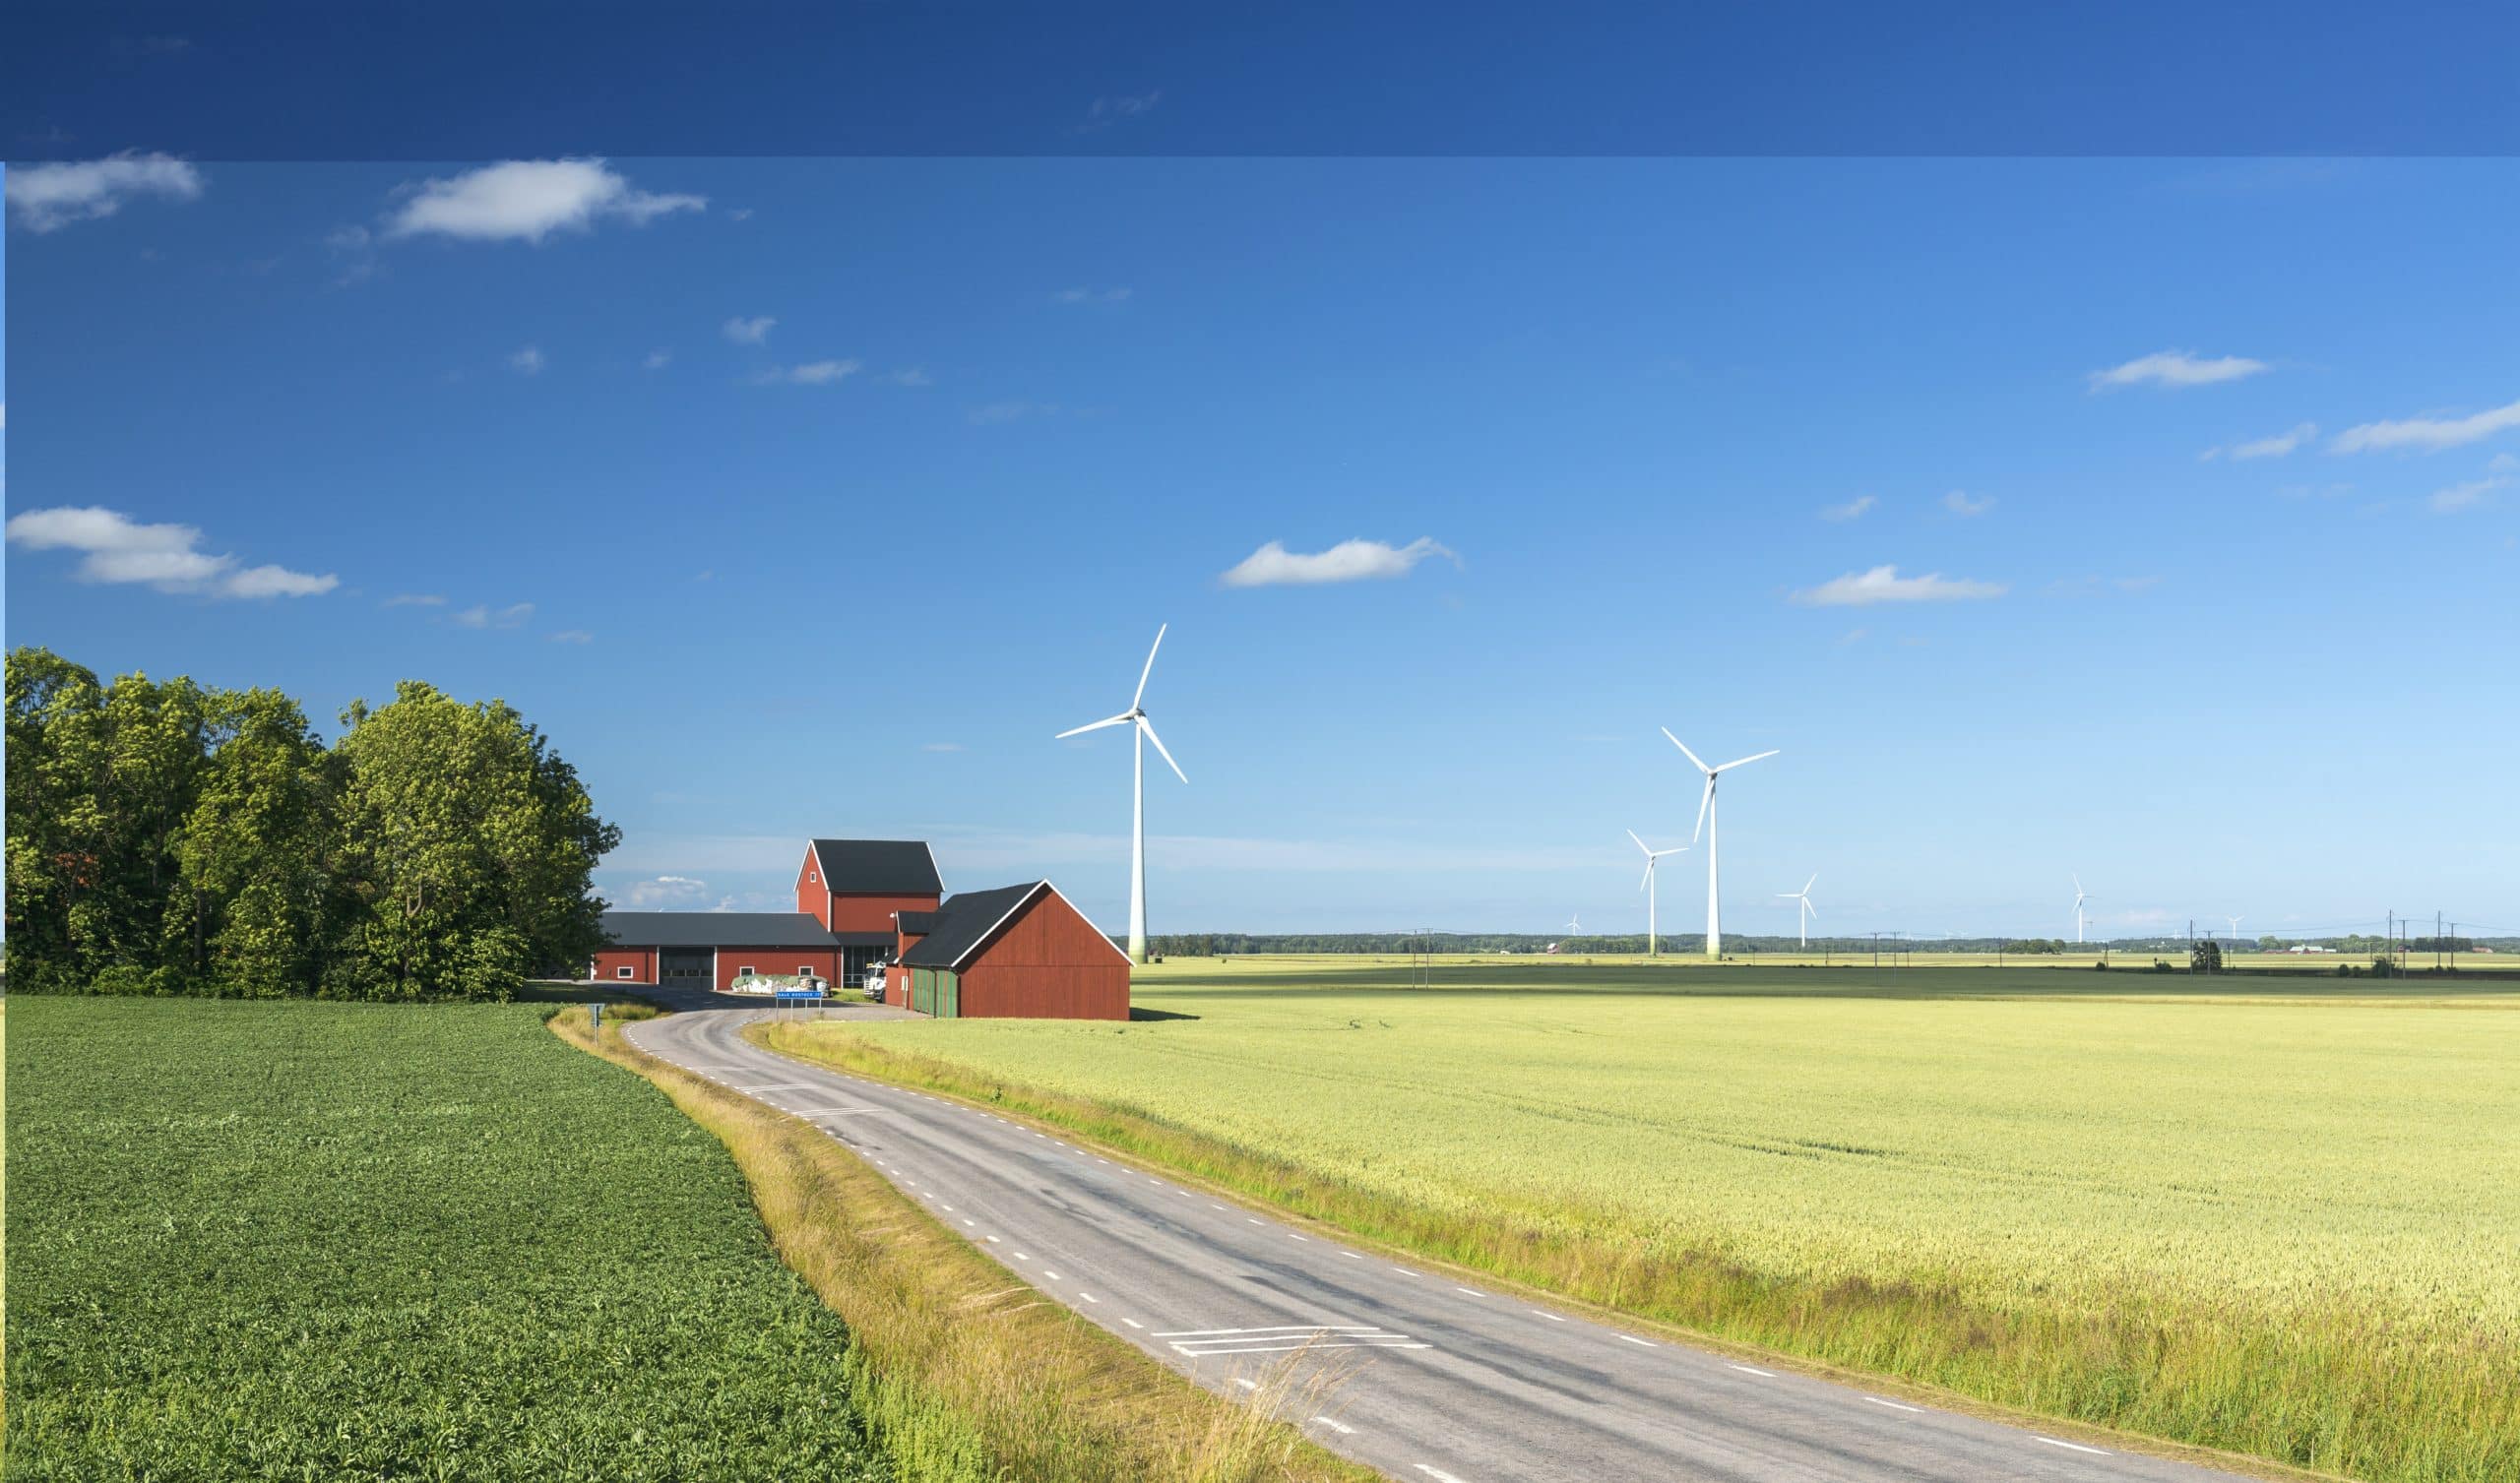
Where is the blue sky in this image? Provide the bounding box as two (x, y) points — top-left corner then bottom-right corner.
(7, 156), (2517, 939)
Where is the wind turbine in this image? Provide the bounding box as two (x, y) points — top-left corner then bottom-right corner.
(1628, 831), (1687, 957)
(2227, 914), (2243, 947)
(1054, 623), (1187, 963)
(1664, 730), (1780, 958)
(1565, 912), (1583, 936)
(1777, 873), (1818, 949)
(2072, 875), (2091, 943)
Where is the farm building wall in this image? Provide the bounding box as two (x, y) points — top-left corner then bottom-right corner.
(957, 892), (1130, 1020)
(831, 892), (942, 934)
(713, 946), (841, 993)
(591, 947), (658, 984)
(793, 851), (829, 927)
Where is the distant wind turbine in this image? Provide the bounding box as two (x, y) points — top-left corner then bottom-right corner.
(1055, 623), (1187, 963)
(1664, 730), (1780, 958)
(1628, 831), (1687, 957)
(1566, 912), (1583, 936)
(2072, 875), (2091, 944)
(2227, 913), (2244, 944)
(1777, 873), (1818, 949)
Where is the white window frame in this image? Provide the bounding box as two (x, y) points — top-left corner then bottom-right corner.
(617, 965), (634, 980)
(737, 964), (756, 978)
(797, 964), (814, 976)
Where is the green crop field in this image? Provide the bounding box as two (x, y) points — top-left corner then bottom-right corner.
(4, 997), (880, 1482)
(777, 959), (2520, 1482)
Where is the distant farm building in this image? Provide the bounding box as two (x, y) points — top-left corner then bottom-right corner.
(596, 837), (1128, 1019)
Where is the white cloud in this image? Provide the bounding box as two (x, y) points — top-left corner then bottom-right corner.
(1221, 536), (1458, 588)
(1819, 495), (1875, 523)
(642, 349), (671, 370)
(2087, 349), (2269, 391)
(6, 152), (204, 232)
(1940, 490), (1996, 517)
(1790, 565), (2007, 606)
(547, 629), (595, 644)
(878, 368), (933, 387)
(4, 506), (337, 598)
(507, 344), (545, 375)
(1053, 286), (1133, 305)
(1083, 92), (1163, 127)
(2491, 453), (2519, 473)
(2427, 477), (2507, 515)
(2330, 396), (2520, 454)
(619, 875), (735, 910)
(922, 742), (967, 753)
(968, 400), (1052, 424)
(383, 158), (703, 243)
(754, 359), (861, 386)
(453, 601), (535, 629)
(722, 315), (775, 344)
(2205, 421), (2316, 461)
(383, 592), (446, 607)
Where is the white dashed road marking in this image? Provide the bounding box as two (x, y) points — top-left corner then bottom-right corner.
(1314, 1416), (1354, 1435)
(1863, 1396), (1922, 1414)
(1727, 1363), (1776, 1377)
(1614, 1334), (1656, 1348)
(1530, 1309), (1565, 1322)
(2033, 1438), (2109, 1455)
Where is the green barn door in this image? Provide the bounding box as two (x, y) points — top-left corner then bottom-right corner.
(939, 970), (959, 1020)
(912, 968), (933, 1015)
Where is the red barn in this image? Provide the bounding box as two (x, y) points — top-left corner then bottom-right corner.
(884, 880), (1131, 1020)
(597, 839), (1128, 1020)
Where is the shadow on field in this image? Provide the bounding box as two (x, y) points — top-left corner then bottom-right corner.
(1128, 1007), (1201, 1021)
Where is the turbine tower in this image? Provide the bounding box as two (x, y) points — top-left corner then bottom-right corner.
(2227, 914), (2243, 946)
(2072, 875), (2091, 944)
(1664, 730), (1780, 958)
(1777, 873), (1818, 949)
(1055, 623), (1187, 963)
(1628, 830), (1687, 957)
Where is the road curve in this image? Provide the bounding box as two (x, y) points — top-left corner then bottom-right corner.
(627, 1003), (2260, 1483)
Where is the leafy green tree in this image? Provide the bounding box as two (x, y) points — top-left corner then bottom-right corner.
(170, 687), (340, 995)
(327, 682), (619, 999)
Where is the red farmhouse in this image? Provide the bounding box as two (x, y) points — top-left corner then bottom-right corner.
(595, 837), (1129, 1020)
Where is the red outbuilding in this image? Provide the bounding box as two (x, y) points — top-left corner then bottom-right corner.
(597, 839), (1129, 1020)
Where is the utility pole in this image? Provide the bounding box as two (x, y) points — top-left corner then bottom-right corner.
(1870, 931), (1882, 967)
(2435, 911), (2443, 972)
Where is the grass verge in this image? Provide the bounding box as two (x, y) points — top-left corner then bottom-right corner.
(550, 1007), (1374, 1483)
(758, 1021), (2464, 1483)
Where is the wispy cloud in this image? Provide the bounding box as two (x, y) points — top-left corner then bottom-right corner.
(1940, 490), (1995, 517)
(1221, 536), (1458, 588)
(642, 348), (671, 370)
(547, 629), (595, 644)
(507, 344), (545, 375)
(620, 875), (736, 911)
(2088, 349), (2268, 392)
(2331, 396), (2520, 454)
(4, 506), (337, 598)
(968, 400), (1055, 424)
(453, 601), (535, 629)
(1818, 495), (1875, 523)
(1790, 565), (2006, 606)
(2203, 421), (2316, 461)
(1053, 286), (1133, 305)
(382, 592), (446, 607)
(2427, 477), (2507, 515)
(921, 742), (967, 753)
(1081, 92), (1163, 129)
(383, 158), (703, 243)
(877, 368), (933, 387)
(722, 315), (775, 344)
(753, 359), (861, 386)
(6, 152), (205, 232)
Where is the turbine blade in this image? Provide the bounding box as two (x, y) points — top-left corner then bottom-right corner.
(1805, 901), (1818, 920)
(1691, 774), (1713, 842)
(1713, 749), (1781, 772)
(1054, 712), (1135, 739)
(1639, 862), (1652, 893)
(1661, 728), (1712, 774)
(1627, 829), (1651, 855)
(1802, 872), (1817, 895)
(1132, 623), (1167, 710)
(1137, 715), (1187, 783)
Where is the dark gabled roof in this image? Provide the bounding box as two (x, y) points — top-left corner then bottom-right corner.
(601, 911), (839, 949)
(807, 838), (943, 896)
(898, 883), (1046, 969)
(896, 910), (943, 936)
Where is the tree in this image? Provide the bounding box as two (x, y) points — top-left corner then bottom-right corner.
(171, 687), (340, 996)
(327, 682), (619, 999)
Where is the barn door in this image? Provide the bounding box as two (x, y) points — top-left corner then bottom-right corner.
(939, 970), (959, 1020)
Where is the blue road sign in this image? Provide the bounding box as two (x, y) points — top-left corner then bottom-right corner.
(772, 986), (826, 1003)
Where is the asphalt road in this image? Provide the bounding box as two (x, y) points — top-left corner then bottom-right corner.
(627, 1002), (2262, 1483)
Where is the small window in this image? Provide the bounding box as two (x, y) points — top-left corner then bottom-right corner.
(616, 965), (633, 979)
(798, 964), (813, 976)
(808, 872), (817, 883)
(738, 965), (755, 977)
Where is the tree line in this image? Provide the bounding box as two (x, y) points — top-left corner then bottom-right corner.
(5, 648), (619, 999)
